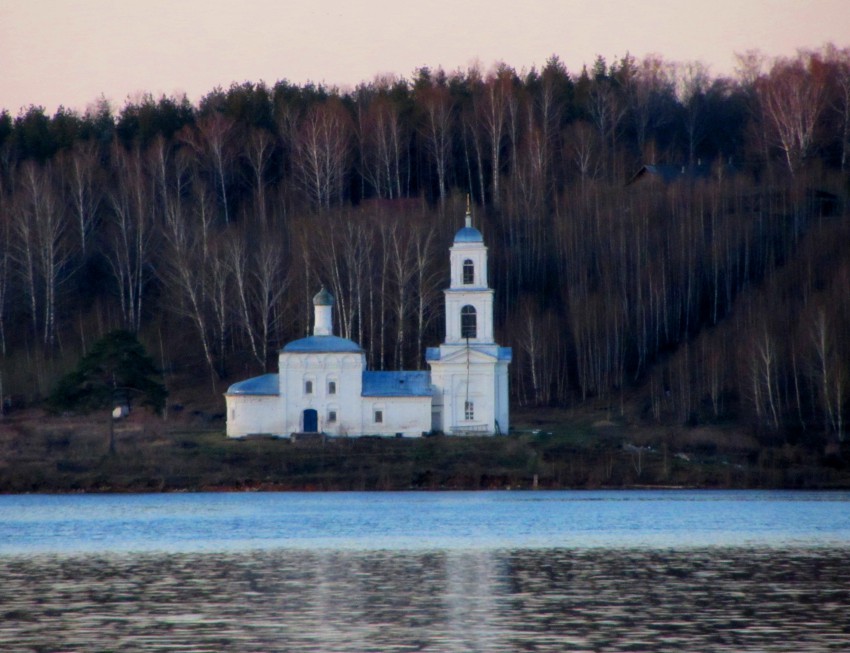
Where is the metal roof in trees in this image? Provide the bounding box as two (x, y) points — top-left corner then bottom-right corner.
(626, 163), (715, 185)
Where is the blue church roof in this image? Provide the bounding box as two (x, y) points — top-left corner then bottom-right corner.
(282, 335), (363, 353)
(454, 225), (483, 243)
(226, 373), (279, 395)
(362, 371), (432, 397)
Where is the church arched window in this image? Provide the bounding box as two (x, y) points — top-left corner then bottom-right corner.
(461, 305), (477, 338)
(463, 259), (474, 285)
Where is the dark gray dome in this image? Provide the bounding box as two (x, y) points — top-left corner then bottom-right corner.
(313, 287), (334, 306)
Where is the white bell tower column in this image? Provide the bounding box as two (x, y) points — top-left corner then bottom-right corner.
(444, 209), (494, 344)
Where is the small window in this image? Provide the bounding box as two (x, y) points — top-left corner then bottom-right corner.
(328, 381), (336, 395)
(463, 259), (474, 285)
(305, 380), (313, 394)
(374, 409), (383, 424)
(465, 401), (474, 420)
(461, 305), (477, 338)
(328, 410), (337, 423)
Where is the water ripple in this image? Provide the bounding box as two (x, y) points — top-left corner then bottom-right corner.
(1, 547), (848, 652)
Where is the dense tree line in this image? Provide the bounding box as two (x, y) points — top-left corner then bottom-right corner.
(0, 47), (848, 443)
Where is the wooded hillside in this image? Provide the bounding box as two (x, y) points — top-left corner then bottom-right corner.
(0, 47), (848, 446)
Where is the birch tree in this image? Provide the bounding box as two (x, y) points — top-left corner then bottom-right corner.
(159, 173), (218, 387)
(106, 143), (152, 333)
(251, 234), (288, 367)
(416, 80), (454, 203)
(387, 222), (416, 369)
(811, 308), (846, 438)
(588, 81), (626, 180)
(823, 44), (850, 172)
(358, 84), (406, 199)
(758, 53), (828, 175)
(474, 66), (514, 209)
(0, 197), (9, 356)
(676, 61), (711, 164)
(226, 233), (261, 366)
(411, 222), (439, 369)
(180, 112), (238, 223)
(243, 127), (275, 226)
(12, 161), (71, 349)
(58, 140), (102, 257)
(293, 99), (352, 210)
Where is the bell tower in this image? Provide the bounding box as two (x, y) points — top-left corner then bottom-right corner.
(444, 206), (494, 344)
(427, 204), (511, 435)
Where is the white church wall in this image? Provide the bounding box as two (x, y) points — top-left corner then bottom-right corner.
(429, 342), (505, 435)
(360, 397), (432, 437)
(226, 395), (285, 437)
(449, 236), (488, 287)
(494, 362), (510, 434)
(279, 351), (366, 434)
(439, 368), (497, 435)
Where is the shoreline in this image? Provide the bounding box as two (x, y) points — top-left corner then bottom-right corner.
(2, 409), (848, 494)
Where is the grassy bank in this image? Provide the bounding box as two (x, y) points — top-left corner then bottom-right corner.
(1, 408), (848, 492)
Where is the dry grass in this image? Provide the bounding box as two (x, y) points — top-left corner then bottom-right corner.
(0, 406), (847, 492)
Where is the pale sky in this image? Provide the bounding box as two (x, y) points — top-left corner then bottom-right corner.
(2, 0), (849, 115)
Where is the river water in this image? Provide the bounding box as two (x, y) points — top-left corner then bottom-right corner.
(1, 491), (849, 651)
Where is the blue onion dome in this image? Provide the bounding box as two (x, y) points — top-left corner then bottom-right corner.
(454, 211), (483, 243)
(313, 286), (334, 306)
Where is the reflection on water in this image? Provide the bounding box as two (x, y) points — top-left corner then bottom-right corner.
(2, 548), (848, 652)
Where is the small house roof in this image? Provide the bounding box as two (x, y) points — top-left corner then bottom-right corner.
(362, 371), (432, 397)
(626, 162), (718, 186)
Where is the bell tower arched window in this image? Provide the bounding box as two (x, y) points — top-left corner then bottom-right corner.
(463, 259), (474, 285)
(461, 305), (477, 338)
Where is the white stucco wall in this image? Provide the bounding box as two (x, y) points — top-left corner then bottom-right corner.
(225, 395), (285, 437)
(359, 396), (433, 437)
(449, 239), (488, 288)
(280, 351), (366, 435)
(430, 359), (494, 435)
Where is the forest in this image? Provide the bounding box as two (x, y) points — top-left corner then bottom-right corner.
(0, 46), (848, 448)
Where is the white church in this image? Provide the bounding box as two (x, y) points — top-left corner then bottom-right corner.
(225, 209), (511, 438)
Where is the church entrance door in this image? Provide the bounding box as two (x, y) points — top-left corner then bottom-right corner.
(303, 409), (318, 432)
